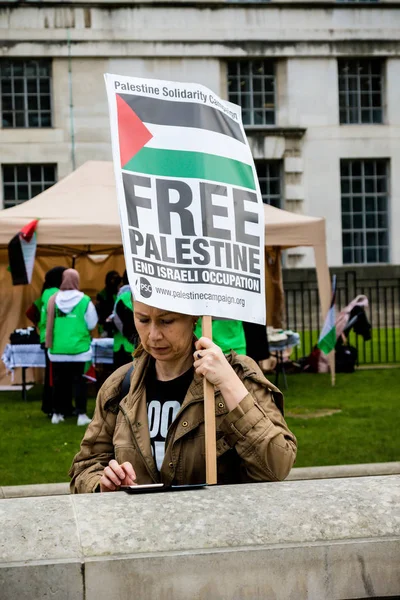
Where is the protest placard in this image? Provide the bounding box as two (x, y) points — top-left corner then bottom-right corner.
(105, 74), (266, 325)
(105, 74), (266, 484)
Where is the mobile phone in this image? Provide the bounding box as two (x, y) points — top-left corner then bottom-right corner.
(121, 483), (165, 494)
(121, 483), (207, 494)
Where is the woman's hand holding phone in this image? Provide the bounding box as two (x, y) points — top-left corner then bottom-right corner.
(100, 459), (136, 492)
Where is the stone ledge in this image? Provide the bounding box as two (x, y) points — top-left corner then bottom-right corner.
(0, 482), (69, 499)
(287, 461), (400, 481)
(0, 475), (399, 599)
(2, 462), (400, 498)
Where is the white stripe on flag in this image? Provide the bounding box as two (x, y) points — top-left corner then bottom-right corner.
(145, 123), (253, 166)
(319, 306), (335, 341)
(20, 234), (37, 284)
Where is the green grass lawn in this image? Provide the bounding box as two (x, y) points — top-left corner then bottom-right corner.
(0, 367), (399, 487)
(284, 368), (400, 468)
(292, 327), (400, 364)
(0, 389), (96, 487)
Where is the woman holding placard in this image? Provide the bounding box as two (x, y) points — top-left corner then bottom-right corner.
(69, 301), (297, 493)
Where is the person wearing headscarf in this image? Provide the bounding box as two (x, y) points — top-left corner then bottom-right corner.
(25, 266), (67, 416)
(95, 270), (121, 338)
(46, 269), (98, 426)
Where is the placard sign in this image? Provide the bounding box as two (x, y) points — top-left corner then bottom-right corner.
(105, 74), (265, 324)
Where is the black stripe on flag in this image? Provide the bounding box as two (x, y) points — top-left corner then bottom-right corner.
(119, 94), (245, 144)
(8, 234), (28, 285)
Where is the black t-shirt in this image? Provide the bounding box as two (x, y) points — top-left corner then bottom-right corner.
(146, 364), (193, 471)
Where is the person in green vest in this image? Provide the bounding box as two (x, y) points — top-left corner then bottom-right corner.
(194, 317), (246, 355)
(112, 271), (138, 369)
(46, 268), (98, 426)
(38, 267), (67, 344)
(25, 266), (66, 416)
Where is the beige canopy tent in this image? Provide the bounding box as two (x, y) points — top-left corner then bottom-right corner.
(0, 160), (332, 382)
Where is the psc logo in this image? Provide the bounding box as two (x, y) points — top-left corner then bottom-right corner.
(139, 277), (152, 298)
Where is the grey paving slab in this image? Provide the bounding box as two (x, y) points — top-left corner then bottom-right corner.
(0, 495), (81, 563)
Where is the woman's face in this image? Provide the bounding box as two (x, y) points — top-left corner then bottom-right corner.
(134, 302), (196, 363)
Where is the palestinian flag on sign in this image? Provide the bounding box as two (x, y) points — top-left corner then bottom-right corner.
(8, 219), (39, 285)
(116, 93), (255, 190)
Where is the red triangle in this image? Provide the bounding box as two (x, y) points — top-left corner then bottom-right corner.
(116, 94), (153, 167)
(83, 364), (97, 382)
(20, 219), (39, 242)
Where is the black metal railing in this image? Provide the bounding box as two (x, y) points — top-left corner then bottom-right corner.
(284, 272), (400, 365)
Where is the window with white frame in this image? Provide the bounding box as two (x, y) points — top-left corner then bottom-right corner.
(0, 59), (52, 128)
(338, 59), (384, 124)
(341, 159), (389, 264)
(227, 60), (275, 126)
(255, 161), (282, 208)
(2, 164), (57, 208)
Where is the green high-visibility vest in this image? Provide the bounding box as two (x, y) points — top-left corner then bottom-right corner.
(49, 295), (91, 355)
(194, 318), (246, 355)
(113, 290), (135, 354)
(38, 287), (59, 344)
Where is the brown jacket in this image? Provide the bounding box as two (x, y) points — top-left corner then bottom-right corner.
(69, 352), (297, 493)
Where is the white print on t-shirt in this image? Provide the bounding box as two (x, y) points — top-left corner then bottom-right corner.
(147, 400), (180, 470)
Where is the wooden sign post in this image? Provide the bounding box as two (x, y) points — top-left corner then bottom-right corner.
(202, 315), (217, 485)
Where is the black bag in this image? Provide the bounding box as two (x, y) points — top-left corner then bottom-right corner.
(9, 327), (40, 345)
(335, 342), (358, 373)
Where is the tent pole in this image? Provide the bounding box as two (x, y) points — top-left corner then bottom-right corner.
(313, 242), (335, 387)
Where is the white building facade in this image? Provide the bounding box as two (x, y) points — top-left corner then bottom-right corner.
(0, 0), (399, 268)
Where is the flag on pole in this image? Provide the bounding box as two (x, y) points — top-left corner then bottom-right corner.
(8, 219), (39, 285)
(317, 275), (337, 355)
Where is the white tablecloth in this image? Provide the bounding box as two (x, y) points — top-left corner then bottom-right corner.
(91, 338), (114, 364)
(2, 338), (115, 373)
(267, 330), (301, 354)
(2, 344), (46, 371)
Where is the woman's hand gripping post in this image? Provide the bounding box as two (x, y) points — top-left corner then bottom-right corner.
(193, 337), (249, 412)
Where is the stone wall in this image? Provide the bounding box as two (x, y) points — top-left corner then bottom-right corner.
(1, 475), (399, 599)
